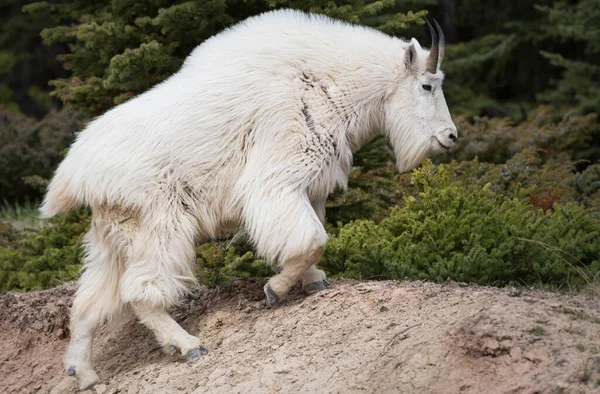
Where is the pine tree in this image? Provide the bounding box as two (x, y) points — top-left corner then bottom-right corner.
(536, 0), (600, 116)
(25, 0), (429, 116)
(0, 0), (66, 117)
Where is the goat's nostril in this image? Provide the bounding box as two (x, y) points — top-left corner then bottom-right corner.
(449, 133), (457, 142)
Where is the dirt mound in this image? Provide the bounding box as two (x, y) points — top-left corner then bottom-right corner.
(1, 280), (599, 393)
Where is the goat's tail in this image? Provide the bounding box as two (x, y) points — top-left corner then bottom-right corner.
(39, 173), (79, 219)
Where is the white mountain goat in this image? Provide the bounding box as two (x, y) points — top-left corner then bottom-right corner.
(40, 9), (456, 389)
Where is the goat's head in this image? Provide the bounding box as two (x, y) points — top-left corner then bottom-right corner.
(385, 19), (457, 173)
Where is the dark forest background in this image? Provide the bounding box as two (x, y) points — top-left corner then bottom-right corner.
(1, 0), (599, 293)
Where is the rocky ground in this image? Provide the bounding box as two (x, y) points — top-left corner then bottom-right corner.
(1, 280), (599, 393)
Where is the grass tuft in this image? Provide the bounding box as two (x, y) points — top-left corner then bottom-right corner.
(0, 199), (47, 231)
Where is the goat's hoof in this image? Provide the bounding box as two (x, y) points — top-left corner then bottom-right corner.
(186, 345), (209, 360)
(65, 365), (99, 390)
(264, 283), (280, 307)
(78, 370), (100, 391)
(166, 344), (178, 356)
(66, 366), (76, 376)
(303, 279), (332, 294)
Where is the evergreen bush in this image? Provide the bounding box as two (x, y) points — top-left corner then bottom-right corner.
(321, 161), (600, 289)
(0, 209), (89, 292)
(195, 233), (272, 285)
(433, 107), (596, 165)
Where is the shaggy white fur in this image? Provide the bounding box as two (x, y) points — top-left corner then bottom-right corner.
(41, 9), (456, 389)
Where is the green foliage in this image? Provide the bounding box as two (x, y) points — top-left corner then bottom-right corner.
(569, 164), (600, 208)
(431, 0), (600, 133)
(0, 50), (19, 113)
(0, 198), (48, 231)
(0, 108), (83, 202)
(438, 0), (560, 117)
(26, 0), (428, 116)
(195, 233), (273, 285)
(2, 0), (600, 294)
(326, 165), (409, 225)
(0, 209), (90, 293)
(2, 108), (599, 293)
(536, 0), (600, 116)
(443, 149), (600, 213)
(0, 0), (66, 117)
(426, 108), (600, 212)
(320, 219), (391, 279)
(535, 0), (600, 161)
(0, 221), (22, 249)
(433, 107), (596, 165)
(321, 161), (600, 288)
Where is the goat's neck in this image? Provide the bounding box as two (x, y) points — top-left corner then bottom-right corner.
(340, 87), (387, 155)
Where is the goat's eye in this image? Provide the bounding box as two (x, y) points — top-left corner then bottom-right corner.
(422, 84), (432, 91)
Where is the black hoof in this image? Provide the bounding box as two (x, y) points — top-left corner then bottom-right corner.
(168, 345), (177, 356)
(186, 345), (209, 360)
(304, 279), (331, 294)
(66, 366), (76, 376)
(264, 283), (280, 307)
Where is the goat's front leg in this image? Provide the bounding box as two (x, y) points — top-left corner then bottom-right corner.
(302, 264), (331, 294)
(264, 242), (326, 306)
(301, 198), (331, 295)
(244, 191), (328, 306)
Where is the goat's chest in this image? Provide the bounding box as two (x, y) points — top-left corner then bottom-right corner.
(294, 72), (355, 199)
(306, 139), (352, 201)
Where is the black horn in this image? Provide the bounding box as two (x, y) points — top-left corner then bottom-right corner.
(425, 18), (438, 74)
(433, 18), (445, 68)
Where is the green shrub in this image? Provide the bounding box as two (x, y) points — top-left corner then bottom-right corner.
(0, 221), (21, 249)
(195, 233), (272, 286)
(444, 148), (600, 212)
(325, 165), (412, 226)
(322, 161), (600, 289)
(2, 161), (598, 293)
(0, 209), (89, 292)
(569, 164), (600, 208)
(433, 107), (596, 165)
(320, 219), (391, 280)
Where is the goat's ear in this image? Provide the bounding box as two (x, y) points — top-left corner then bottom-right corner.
(404, 38), (421, 73)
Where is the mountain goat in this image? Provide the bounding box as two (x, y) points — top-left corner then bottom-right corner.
(41, 9), (456, 389)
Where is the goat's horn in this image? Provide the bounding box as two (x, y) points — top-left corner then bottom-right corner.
(425, 18), (438, 74)
(433, 18), (445, 68)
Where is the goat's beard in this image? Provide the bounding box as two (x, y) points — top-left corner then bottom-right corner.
(390, 131), (433, 174)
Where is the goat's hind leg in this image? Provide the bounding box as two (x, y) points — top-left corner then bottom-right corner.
(120, 204), (208, 360)
(130, 302), (208, 360)
(65, 212), (125, 390)
(65, 308), (100, 390)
